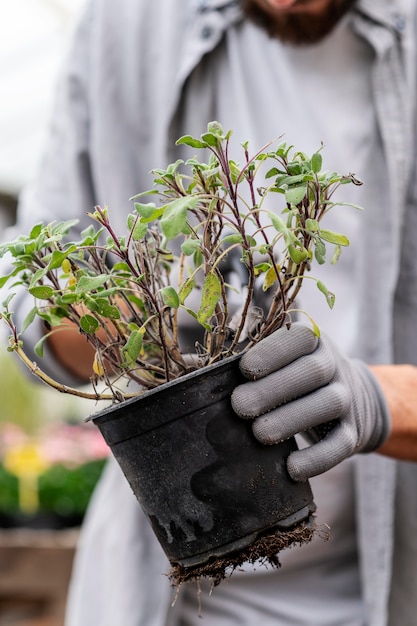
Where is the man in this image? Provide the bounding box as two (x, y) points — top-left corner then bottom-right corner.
(7, 0), (417, 624)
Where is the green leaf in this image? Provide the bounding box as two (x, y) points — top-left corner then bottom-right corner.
(0, 271), (18, 289)
(165, 159), (185, 176)
(83, 297), (96, 313)
(129, 188), (158, 201)
(285, 185), (307, 205)
(112, 262), (131, 274)
(276, 174), (309, 187)
(28, 285), (54, 300)
(331, 245), (342, 264)
(182, 306), (199, 322)
(93, 286), (124, 299)
(29, 223), (43, 239)
(22, 306), (38, 333)
(262, 266), (277, 291)
(76, 275), (109, 292)
(311, 152), (323, 173)
(181, 239), (201, 256)
(197, 272), (221, 326)
(287, 162), (302, 176)
(305, 218), (319, 232)
(2, 292), (15, 309)
(267, 211), (302, 251)
(60, 293), (79, 304)
(229, 160), (241, 184)
(267, 211), (289, 235)
(34, 333), (50, 358)
(178, 277), (195, 304)
(127, 214), (148, 240)
(127, 293), (144, 310)
(175, 135), (207, 149)
(193, 248), (203, 268)
(319, 229), (350, 246)
(80, 224), (99, 241)
(51, 219), (80, 236)
(134, 202), (162, 220)
(29, 267), (48, 289)
(79, 314), (99, 334)
(94, 299), (121, 319)
(160, 196), (199, 239)
(314, 238), (326, 264)
(40, 309), (68, 327)
(221, 234), (244, 246)
(207, 121), (225, 138)
(122, 329), (144, 364)
(160, 286), (180, 309)
(48, 248), (76, 270)
(200, 132), (219, 147)
(254, 262), (271, 276)
(288, 244), (308, 264)
(317, 280), (336, 309)
(265, 167), (280, 179)
(311, 318), (321, 337)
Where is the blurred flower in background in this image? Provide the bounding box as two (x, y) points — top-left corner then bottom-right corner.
(0, 421), (109, 527)
(0, 347), (110, 528)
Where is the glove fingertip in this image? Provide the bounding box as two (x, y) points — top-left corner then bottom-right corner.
(239, 323), (319, 380)
(231, 387), (258, 419)
(287, 453), (311, 483)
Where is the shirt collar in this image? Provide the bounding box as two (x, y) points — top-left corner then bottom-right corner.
(356, 0), (410, 34)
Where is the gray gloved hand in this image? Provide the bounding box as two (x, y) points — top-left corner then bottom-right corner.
(231, 323), (391, 482)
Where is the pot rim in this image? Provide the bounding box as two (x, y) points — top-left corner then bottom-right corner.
(86, 352), (242, 424)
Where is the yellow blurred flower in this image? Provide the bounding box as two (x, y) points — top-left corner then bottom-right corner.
(3, 443), (50, 513)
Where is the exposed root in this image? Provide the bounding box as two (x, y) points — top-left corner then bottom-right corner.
(169, 515), (323, 588)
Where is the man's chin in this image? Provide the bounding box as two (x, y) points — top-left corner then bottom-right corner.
(241, 0), (357, 46)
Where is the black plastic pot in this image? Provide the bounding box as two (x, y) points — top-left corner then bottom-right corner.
(90, 355), (316, 581)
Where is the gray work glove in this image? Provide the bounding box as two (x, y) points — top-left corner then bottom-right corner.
(231, 323), (391, 482)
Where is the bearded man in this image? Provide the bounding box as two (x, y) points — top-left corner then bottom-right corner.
(6, 1), (416, 624)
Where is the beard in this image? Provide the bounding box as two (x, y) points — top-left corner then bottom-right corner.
(241, 0), (357, 46)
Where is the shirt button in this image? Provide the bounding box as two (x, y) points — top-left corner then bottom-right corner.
(393, 14), (406, 32)
(201, 25), (213, 39)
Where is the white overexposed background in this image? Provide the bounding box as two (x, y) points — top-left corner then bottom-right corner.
(0, 0), (87, 198)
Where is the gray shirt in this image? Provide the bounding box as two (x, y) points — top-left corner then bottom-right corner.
(178, 13), (385, 624)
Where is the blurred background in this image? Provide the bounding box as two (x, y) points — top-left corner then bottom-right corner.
(0, 2), (110, 624)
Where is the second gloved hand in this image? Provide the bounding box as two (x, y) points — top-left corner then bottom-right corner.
(231, 323), (391, 482)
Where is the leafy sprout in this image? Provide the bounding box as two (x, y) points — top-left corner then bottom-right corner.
(0, 122), (362, 402)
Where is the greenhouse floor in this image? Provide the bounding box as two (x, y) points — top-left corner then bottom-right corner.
(0, 528), (78, 626)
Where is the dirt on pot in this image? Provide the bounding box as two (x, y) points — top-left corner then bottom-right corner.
(169, 514), (326, 587)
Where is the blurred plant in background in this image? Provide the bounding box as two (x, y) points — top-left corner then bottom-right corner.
(0, 349), (109, 528)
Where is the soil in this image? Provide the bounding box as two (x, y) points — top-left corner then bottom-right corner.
(169, 514), (325, 587)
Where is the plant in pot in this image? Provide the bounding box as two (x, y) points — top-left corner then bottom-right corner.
(0, 121), (361, 584)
